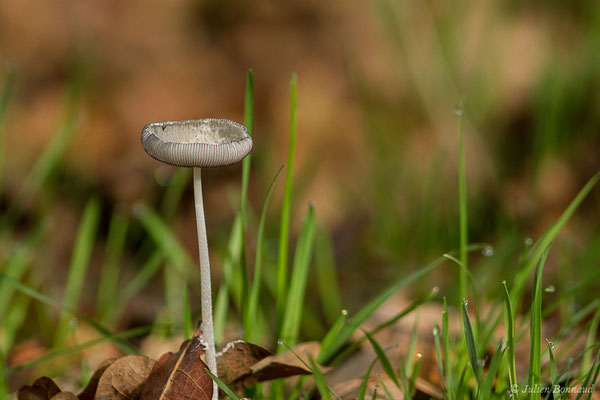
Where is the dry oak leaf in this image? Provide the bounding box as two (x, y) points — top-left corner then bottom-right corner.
(77, 358), (116, 400)
(94, 355), (156, 400)
(216, 340), (272, 385)
(234, 341), (326, 388)
(139, 334), (213, 400)
(18, 376), (61, 400)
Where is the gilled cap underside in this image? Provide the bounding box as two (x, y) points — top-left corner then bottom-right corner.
(141, 119), (252, 168)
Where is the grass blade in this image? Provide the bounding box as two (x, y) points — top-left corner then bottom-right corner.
(377, 372), (396, 400)
(97, 209), (129, 322)
(574, 349), (600, 400)
(0, 272), (137, 354)
(333, 287), (438, 365)
(3, 325), (151, 376)
(357, 358), (377, 400)
(276, 73), (298, 331)
(546, 339), (559, 400)
(443, 297), (453, 400)
(315, 226), (343, 323)
(205, 368), (241, 400)
(160, 167), (192, 220)
(214, 213), (243, 345)
(462, 299), (484, 389)
(1, 57), (87, 231)
(320, 309), (349, 355)
(528, 244), (552, 400)
(503, 281), (518, 400)
(404, 317), (419, 376)
(133, 204), (193, 275)
(0, 224), (45, 319)
(317, 244), (488, 365)
(581, 306), (600, 376)
(364, 331), (401, 389)
(112, 252), (164, 320)
(408, 354), (422, 395)
(457, 98), (468, 303)
(308, 356), (334, 400)
(511, 171), (600, 313)
(433, 323), (444, 391)
(482, 341), (506, 400)
(55, 197), (100, 347)
(239, 69), (254, 335)
(279, 203), (316, 348)
(245, 165), (283, 342)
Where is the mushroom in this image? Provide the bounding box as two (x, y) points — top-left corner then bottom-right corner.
(141, 118), (252, 398)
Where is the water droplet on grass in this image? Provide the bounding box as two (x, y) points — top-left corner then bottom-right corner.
(549, 341), (555, 349)
(454, 106), (464, 116)
(417, 353), (422, 358)
(482, 246), (494, 256)
(525, 238), (533, 246)
(545, 285), (555, 293)
(341, 309), (348, 316)
(502, 280), (507, 285)
(462, 298), (469, 306)
(433, 325), (440, 335)
(277, 339), (284, 345)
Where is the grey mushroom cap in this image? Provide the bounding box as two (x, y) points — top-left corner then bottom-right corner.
(141, 118), (253, 168)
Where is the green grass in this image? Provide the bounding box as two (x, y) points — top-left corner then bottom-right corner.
(276, 73), (298, 332)
(54, 197), (100, 347)
(2, 62), (600, 400)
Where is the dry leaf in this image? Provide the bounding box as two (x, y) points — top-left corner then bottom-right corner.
(139, 334), (212, 400)
(216, 340), (272, 385)
(50, 393), (78, 400)
(18, 376), (61, 400)
(234, 341), (324, 388)
(94, 355), (156, 400)
(77, 358), (116, 400)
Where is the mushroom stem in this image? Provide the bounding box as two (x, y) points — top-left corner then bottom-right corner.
(192, 167), (218, 399)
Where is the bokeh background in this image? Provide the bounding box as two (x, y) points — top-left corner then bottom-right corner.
(1, 0), (600, 390)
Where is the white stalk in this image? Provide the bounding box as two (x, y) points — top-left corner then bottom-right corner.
(193, 167), (218, 400)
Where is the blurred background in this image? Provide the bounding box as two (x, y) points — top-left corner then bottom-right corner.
(1, 0), (600, 390)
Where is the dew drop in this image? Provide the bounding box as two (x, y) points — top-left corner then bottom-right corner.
(525, 238), (533, 246)
(507, 390), (513, 398)
(482, 246), (494, 257)
(433, 325), (440, 335)
(341, 309), (348, 316)
(502, 280), (507, 285)
(417, 353), (422, 358)
(454, 106), (464, 116)
(549, 341), (555, 350)
(432, 286), (439, 294)
(462, 298), (469, 306)
(277, 339), (284, 345)
(545, 285), (556, 293)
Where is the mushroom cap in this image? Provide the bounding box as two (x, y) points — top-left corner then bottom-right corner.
(141, 119), (253, 168)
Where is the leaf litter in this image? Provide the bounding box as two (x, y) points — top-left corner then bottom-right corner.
(17, 322), (320, 400)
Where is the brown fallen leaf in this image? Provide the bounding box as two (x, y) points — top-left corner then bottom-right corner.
(216, 340), (272, 385)
(50, 393), (78, 400)
(77, 358), (116, 400)
(18, 376), (61, 400)
(234, 341), (325, 388)
(139, 333), (212, 400)
(94, 355), (156, 400)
